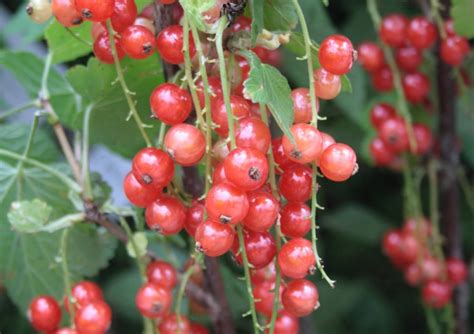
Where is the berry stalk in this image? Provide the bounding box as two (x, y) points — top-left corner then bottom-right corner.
(60, 228), (76, 326)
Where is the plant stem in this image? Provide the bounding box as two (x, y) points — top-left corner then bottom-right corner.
(428, 159), (445, 262)
(106, 21), (153, 148)
(291, 0), (319, 126)
(175, 252), (203, 321)
(428, 0), (447, 39)
(157, 122), (167, 148)
(424, 303), (442, 334)
(60, 228), (76, 326)
(81, 105), (94, 200)
(0, 100), (39, 121)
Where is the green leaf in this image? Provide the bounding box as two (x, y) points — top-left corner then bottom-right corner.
(241, 50), (294, 140)
(45, 20), (93, 64)
(126, 232), (148, 258)
(451, 0), (474, 38)
(66, 57), (164, 158)
(7, 199), (52, 233)
(179, 0), (217, 33)
(263, 0), (298, 32)
(456, 88), (474, 166)
(250, 0), (264, 45)
(2, 4), (47, 46)
(104, 269), (142, 322)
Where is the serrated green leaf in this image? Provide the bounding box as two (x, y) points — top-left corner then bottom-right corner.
(451, 0), (474, 38)
(7, 199), (52, 233)
(241, 50), (294, 140)
(126, 232), (148, 258)
(45, 20), (93, 64)
(250, 0), (264, 45)
(263, 0), (298, 32)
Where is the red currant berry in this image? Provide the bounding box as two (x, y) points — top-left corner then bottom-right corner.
(205, 182), (249, 225)
(202, 0), (226, 24)
(150, 83), (192, 125)
(196, 76), (223, 109)
(111, 0), (137, 33)
(53, 328), (78, 334)
(65, 281), (103, 312)
(52, 0), (82, 26)
(74, 300), (112, 334)
(190, 323), (210, 334)
(253, 281), (284, 317)
(313, 68), (341, 100)
(235, 116), (271, 154)
(224, 147), (269, 191)
(164, 124), (206, 166)
(372, 65), (394, 92)
(195, 219), (235, 257)
(380, 14), (408, 47)
(135, 283), (172, 318)
(379, 117), (409, 153)
(319, 132), (336, 154)
(156, 24), (195, 64)
(91, 22), (106, 40)
(319, 34), (355, 75)
(146, 261), (177, 289)
(422, 280), (452, 308)
(412, 123), (433, 155)
(265, 310), (299, 334)
(211, 95), (251, 137)
(278, 165), (313, 203)
(242, 191), (279, 232)
(278, 238), (316, 279)
(370, 103), (397, 129)
(282, 123), (323, 164)
(391, 234), (419, 268)
(407, 17), (437, 50)
(230, 16), (252, 33)
(446, 258), (468, 286)
(382, 229), (402, 258)
(250, 262), (277, 285)
(369, 137), (396, 166)
(395, 46), (423, 72)
(232, 230), (276, 269)
(319, 143), (357, 182)
(357, 41), (384, 72)
(212, 139), (230, 163)
(185, 200), (205, 237)
(134, 17), (155, 35)
(132, 147), (174, 188)
(123, 172), (161, 208)
(291, 88), (319, 124)
(159, 314), (191, 334)
(421, 256), (444, 282)
(28, 296), (61, 332)
(145, 195), (186, 235)
(272, 137), (298, 174)
(402, 72), (430, 103)
(121, 25), (156, 59)
(282, 279), (319, 317)
(139, 4), (154, 19)
(75, 0), (114, 22)
(405, 263), (423, 286)
(27, 0), (52, 24)
(402, 217), (432, 239)
(444, 19), (456, 37)
(93, 32), (125, 64)
(212, 162), (228, 185)
(281, 202), (311, 238)
(440, 36), (470, 66)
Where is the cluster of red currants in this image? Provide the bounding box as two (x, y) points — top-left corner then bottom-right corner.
(28, 281), (111, 334)
(358, 14), (470, 101)
(382, 218), (468, 308)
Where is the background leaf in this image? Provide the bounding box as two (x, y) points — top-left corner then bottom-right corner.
(7, 199), (52, 233)
(451, 0), (474, 38)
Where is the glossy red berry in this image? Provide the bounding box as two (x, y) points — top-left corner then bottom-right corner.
(278, 238), (316, 279)
(135, 283), (172, 318)
(75, 0), (114, 22)
(272, 137), (298, 174)
(93, 32), (125, 64)
(388, 233), (419, 268)
(74, 300), (112, 334)
(282, 279), (319, 317)
(380, 14), (408, 47)
(382, 229), (403, 258)
(440, 36), (470, 66)
(370, 103), (397, 129)
(231, 16), (252, 33)
(190, 323), (210, 334)
(65, 281), (103, 312)
(316, 132), (336, 164)
(156, 24), (195, 64)
(395, 46), (423, 72)
(53, 328), (78, 334)
(372, 65), (394, 91)
(379, 117), (409, 153)
(146, 261), (177, 289)
(111, 0), (137, 32)
(123, 172), (161, 208)
(224, 148), (269, 191)
(422, 280), (452, 308)
(265, 310), (299, 334)
(212, 162), (228, 185)
(446, 258), (468, 286)
(185, 200), (205, 237)
(421, 257), (444, 282)
(313, 68), (341, 100)
(412, 123), (433, 155)
(150, 83), (192, 125)
(145, 195), (186, 235)
(402, 217), (432, 239)
(205, 182), (249, 225)
(319, 34), (355, 75)
(282, 123), (323, 164)
(253, 281), (283, 317)
(278, 165), (312, 203)
(402, 72), (430, 103)
(164, 124), (206, 166)
(242, 191), (279, 232)
(212, 95), (251, 137)
(195, 219), (235, 256)
(369, 137), (396, 166)
(281, 202), (311, 238)
(196, 76), (223, 109)
(444, 19), (456, 37)
(233, 230), (276, 269)
(405, 263), (423, 286)
(250, 262), (277, 285)
(52, 0), (82, 26)
(291, 88), (319, 124)
(159, 314), (191, 334)
(235, 116), (271, 154)
(357, 42), (384, 72)
(407, 17), (437, 50)
(121, 25), (155, 59)
(132, 147), (174, 188)
(28, 296), (61, 332)
(319, 143), (357, 182)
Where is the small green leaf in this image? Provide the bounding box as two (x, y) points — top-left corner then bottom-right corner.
(263, 0), (298, 32)
(126, 232), (148, 258)
(340, 74), (353, 93)
(241, 50), (294, 140)
(250, 0), (264, 45)
(451, 0), (474, 38)
(8, 199), (52, 233)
